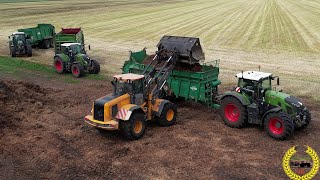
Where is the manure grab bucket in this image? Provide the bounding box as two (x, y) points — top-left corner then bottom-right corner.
(157, 36), (205, 65)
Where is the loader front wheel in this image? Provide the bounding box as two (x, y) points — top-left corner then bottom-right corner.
(264, 112), (294, 140)
(220, 96), (247, 128)
(120, 112), (146, 140)
(157, 103), (177, 127)
(71, 64), (85, 78)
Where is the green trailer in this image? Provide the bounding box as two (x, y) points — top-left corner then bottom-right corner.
(122, 49), (221, 108)
(54, 28), (84, 54)
(18, 24), (55, 49)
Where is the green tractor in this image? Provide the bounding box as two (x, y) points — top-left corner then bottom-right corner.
(219, 71), (311, 140)
(8, 32), (32, 57)
(53, 43), (100, 78)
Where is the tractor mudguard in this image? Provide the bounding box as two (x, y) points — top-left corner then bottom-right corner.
(152, 99), (171, 117)
(54, 54), (69, 63)
(220, 91), (250, 106)
(261, 106), (283, 125)
(116, 104), (142, 121)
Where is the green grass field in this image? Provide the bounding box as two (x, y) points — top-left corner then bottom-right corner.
(0, 0), (320, 101)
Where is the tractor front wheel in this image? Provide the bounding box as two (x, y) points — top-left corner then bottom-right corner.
(54, 57), (65, 74)
(295, 109), (311, 131)
(119, 112), (146, 140)
(264, 112), (294, 140)
(89, 60), (100, 74)
(71, 64), (85, 78)
(11, 47), (16, 57)
(27, 46), (32, 57)
(156, 103), (177, 127)
(220, 96), (247, 128)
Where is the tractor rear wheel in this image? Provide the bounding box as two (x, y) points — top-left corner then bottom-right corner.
(54, 57), (65, 74)
(42, 39), (50, 49)
(71, 64), (85, 78)
(119, 112), (146, 140)
(220, 96), (247, 128)
(295, 109), (311, 131)
(88, 60), (100, 74)
(27, 46), (32, 57)
(264, 112), (294, 140)
(156, 103), (177, 127)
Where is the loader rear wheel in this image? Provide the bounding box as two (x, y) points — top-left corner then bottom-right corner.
(71, 64), (85, 78)
(88, 60), (100, 74)
(120, 112), (146, 140)
(157, 103), (177, 127)
(220, 96), (247, 128)
(54, 57), (65, 74)
(295, 109), (311, 131)
(264, 112), (294, 140)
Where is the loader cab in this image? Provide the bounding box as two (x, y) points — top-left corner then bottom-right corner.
(112, 73), (145, 105)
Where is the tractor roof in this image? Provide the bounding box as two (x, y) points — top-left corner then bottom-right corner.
(113, 73), (144, 81)
(236, 71), (272, 81)
(12, 32), (25, 35)
(61, 43), (81, 47)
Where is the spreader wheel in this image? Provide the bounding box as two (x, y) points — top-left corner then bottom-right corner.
(42, 39), (50, 49)
(220, 96), (247, 128)
(156, 103), (177, 127)
(264, 112), (294, 140)
(54, 57), (65, 74)
(71, 64), (85, 78)
(119, 112), (146, 140)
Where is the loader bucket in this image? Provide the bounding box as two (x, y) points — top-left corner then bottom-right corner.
(157, 36), (205, 64)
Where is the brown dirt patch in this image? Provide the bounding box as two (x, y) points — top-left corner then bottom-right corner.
(0, 77), (319, 179)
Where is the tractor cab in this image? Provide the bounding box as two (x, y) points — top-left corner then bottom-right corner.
(10, 32), (26, 42)
(236, 71), (279, 101)
(112, 73), (145, 105)
(60, 43), (85, 56)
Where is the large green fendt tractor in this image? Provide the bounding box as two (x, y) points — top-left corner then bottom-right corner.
(53, 43), (100, 78)
(8, 32), (32, 57)
(219, 71), (311, 140)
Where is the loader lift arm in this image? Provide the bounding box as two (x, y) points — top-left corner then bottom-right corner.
(142, 49), (178, 98)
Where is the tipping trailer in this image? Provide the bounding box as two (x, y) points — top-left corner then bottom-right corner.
(18, 24), (55, 49)
(54, 28), (84, 54)
(123, 36), (221, 109)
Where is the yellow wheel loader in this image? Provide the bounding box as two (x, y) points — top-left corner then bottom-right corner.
(85, 49), (178, 140)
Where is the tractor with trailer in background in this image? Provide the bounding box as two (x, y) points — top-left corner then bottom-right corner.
(219, 71), (311, 140)
(85, 48), (179, 140)
(53, 28), (100, 78)
(8, 32), (32, 57)
(18, 24), (55, 49)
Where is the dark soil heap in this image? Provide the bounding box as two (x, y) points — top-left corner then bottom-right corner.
(0, 80), (49, 131)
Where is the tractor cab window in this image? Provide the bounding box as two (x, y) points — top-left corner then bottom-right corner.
(69, 45), (82, 54)
(14, 34), (25, 41)
(260, 78), (271, 90)
(238, 78), (255, 89)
